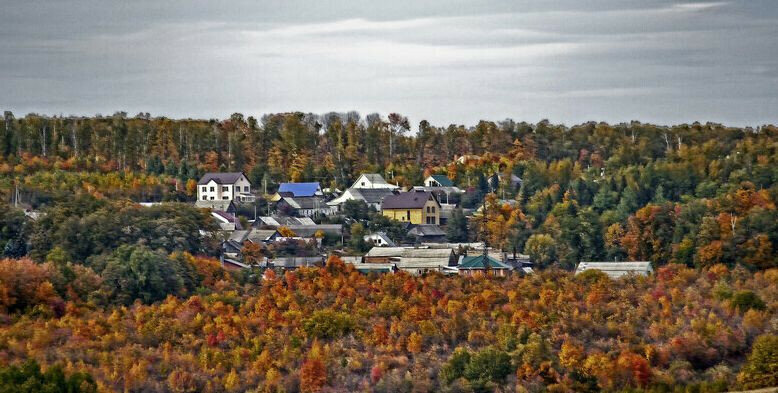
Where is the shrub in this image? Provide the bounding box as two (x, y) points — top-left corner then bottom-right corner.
(302, 310), (354, 339)
(730, 290), (766, 313)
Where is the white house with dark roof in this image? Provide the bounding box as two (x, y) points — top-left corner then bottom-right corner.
(197, 172), (253, 202)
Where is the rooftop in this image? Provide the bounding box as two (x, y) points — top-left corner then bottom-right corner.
(458, 254), (512, 270)
(382, 190), (437, 209)
(198, 172), (246, 185)
(429, 174), (454, 187)
(575, 261), (653, 278)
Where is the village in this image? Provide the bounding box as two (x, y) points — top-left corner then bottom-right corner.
(194, 171), (652, 278)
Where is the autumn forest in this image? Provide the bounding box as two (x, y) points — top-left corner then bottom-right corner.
(1, 111), (778, 392)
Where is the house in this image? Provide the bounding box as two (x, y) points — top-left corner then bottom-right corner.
(198, 172), (253, 202)
(327, 188), (395, 212)
(395, 248), (457, 275)
(277, 196), (333, 217)
(407, 224), (447, 243)
(211, 210), (243, 231)
(195, 200), (237, 215)
(244, 228), (281, 243)
(364, 232), (396, 247)
(351, 173), (398, 189)
(425, 175), (454, 188)
(364, 246), (457, 275)
(222, 227), (279, 259)
(575, 261), (653, 279)
(457, 254), (513, 277)
(381, 190), (441, 225)
(278, 182), (323, 197)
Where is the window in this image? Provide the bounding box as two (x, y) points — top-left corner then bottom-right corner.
(361, 182), (365, 186)
(202, 195), (206, 200)
(210, 187), (215, 192)
(222, 186), (228, 192)
(210, 196), (215, 200)
(201, 186), (206, 192)
(244, 186), (249, 192)
(426, 206), (430, 213)
(406, 210), (410, 220)
(223, 196), (228, 200)
(431, 206), (435, 213)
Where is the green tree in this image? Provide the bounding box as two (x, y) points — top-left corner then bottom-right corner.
(524, 234), (556, 268)
(0, 360), (96, 393)
(440, 348), (471, 385)
(738, 334), (778, 389)
(463, 347), (512, 391)
(446, 209), (469, 242)
(100, 245), (194, 305)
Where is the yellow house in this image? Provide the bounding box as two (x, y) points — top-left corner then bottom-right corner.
(381, 190), (440, 225)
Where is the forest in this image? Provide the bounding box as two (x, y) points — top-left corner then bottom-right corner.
(1, 111), (778, 391)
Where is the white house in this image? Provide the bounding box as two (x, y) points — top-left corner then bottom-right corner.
(364, 232), (396, 247)
(197, 172), (253, 202)
(351, 174), (399, 189)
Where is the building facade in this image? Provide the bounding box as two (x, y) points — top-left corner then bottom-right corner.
(381, 190), (440, 225)
(198, 172), (252, 202)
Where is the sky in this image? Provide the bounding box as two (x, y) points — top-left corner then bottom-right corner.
(2, 0), (777, 128)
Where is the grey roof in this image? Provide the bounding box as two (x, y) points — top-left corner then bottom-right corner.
(246, 229), (279, 243)
(382, 190), (438, 210)
(353, 188), (395, 204)
(281, 196), (326, 210)
(402, 248), (454, 259)
(575, 261), (653, 279)
(408, 225), (446, 237)
(229, 230), (249, 242)
(256, 216), (316, 227)
(365, 247), (407, 258)
(198, 172), (246, 185)
(286, 224), (342, 237)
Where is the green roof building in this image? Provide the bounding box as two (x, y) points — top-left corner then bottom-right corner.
(458, 254), (512, 277)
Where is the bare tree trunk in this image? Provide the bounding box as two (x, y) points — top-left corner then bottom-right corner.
(72, 120), (78, 158)
(42, 125), (47, 157)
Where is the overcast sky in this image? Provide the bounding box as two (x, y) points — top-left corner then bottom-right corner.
(2, 0), (777, 127)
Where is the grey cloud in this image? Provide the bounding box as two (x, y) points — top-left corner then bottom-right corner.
(1, 0), (777, 127)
